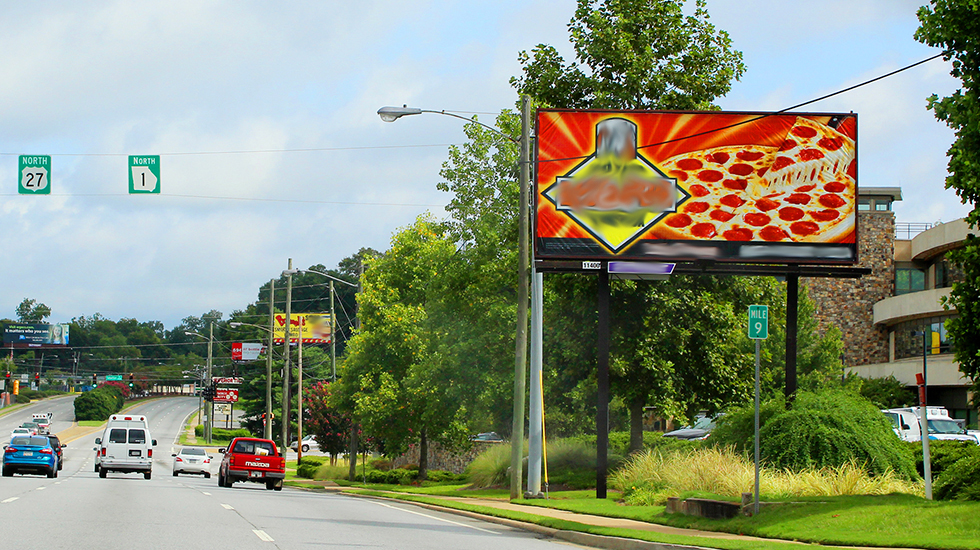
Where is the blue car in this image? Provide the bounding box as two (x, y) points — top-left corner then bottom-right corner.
(3, 435), (58, 478)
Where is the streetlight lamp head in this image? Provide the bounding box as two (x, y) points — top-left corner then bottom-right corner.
(229, 322), (241, 328)
(282, 268), (299, 276)
(378, 105), (422, 122)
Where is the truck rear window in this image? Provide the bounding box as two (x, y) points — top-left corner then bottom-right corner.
(129, 429), (146, 444)
(232, 440), (277, 456)
(109, 429), (127, 443)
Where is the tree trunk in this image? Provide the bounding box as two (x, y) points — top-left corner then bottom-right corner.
(418, 429), (429, 481)
(348, 423), (358, 482)
(629, 396), (645, 454)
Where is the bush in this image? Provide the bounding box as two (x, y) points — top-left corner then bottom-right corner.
(369, 457), (392, 471)
(15, 394), (30, 404)
(194, 426), (252, 439)
(711, 390), (917, 479)
(425, 470), (467, 483)
(909, 440), (980, 479)
(73, 386), (125, 421)
(466, 442), (518, 488)
(364, 468), (417, 485)
(934, 454), (980, 501)
(296, 456), (329, 479)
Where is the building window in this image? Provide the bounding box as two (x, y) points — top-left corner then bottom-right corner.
(858, 199), (872, 211)
(894, 316), (954, 360)
(895, 267), (925, 295)
(875, 201), (891, 211)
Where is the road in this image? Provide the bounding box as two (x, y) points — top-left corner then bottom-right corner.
(1, 396), (578, 549)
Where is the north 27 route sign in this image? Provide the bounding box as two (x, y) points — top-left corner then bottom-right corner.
(748, 305), (769, 340)
(19, 155), (51, 194)
(129, 155), (160, 193)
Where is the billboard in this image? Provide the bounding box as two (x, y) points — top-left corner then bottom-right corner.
(535, 110), (858, 264)
(3, 323), (70, 347)
(272, 313), (332, 344)
(231, 343), (265, 362)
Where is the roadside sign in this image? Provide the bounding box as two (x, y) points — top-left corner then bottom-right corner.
(212, 377), (244, 385)
(106, 374), (123, 381)
(215, 403), (232, 415)
(215, 388), (239, 403)
(748, 305), (769, 340)
(129, 155), (160, 193)
(19, 155), (51, 194)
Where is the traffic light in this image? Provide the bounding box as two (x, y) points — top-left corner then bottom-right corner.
(34, 372), (40, 381)
(129, 373), (134, 387)
(92, 373), (98, 386)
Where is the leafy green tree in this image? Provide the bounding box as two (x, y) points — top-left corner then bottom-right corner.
(857, 375), (916, 409)
(511, 0), (744, 110)
(915, 1), (980, 406)
(341, 215), (468, 480)
(16, 298), (51, 322)
(305, 381), (351, 465)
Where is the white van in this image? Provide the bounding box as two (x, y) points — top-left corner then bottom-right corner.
(95, 415), (158, 479)
(882, 407), (979, 445)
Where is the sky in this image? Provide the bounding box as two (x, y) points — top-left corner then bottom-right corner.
(0, 0), (968, 330)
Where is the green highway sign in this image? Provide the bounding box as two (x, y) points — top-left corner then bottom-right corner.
(129, 155), (160, 194)
(748, 305), (769, 340)
(19, 155), (51, 194)
(105, 375), (123, 381)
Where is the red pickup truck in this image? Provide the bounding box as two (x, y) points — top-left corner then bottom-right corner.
(217, 437), (285, 491)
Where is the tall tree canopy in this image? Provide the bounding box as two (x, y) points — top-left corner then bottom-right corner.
(916, 1), (980, 401)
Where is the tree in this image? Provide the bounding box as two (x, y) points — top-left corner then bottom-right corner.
(512, 0), (749, 451)
(305, 381), (351, 465)
(511, 0), (744, 110)
(16, 298), (51, 323)
(915, 1), (980, 405)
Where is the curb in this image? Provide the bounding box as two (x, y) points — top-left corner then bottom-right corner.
(343, 492), (716, 550)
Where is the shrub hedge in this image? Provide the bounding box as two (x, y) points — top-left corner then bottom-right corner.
(74, 386), (125, 421)
(296, 456), (329, 479)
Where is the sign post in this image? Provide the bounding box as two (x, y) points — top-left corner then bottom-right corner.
(748, 305), (769, 516)
(19, 155), (51, 194)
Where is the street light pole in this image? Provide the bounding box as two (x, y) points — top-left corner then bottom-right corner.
(266, 279), (275, 439)
(282, 259), (294, 453)
(207, 322), (214, 444)
(377, 98), (532, 499)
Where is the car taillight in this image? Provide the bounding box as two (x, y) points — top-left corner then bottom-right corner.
(148, 449), (153, 458)
(175, 457), (183, 462)
(204, 458), (210, 463)
(101, 448), (106, 456)
(5, 447), (17, 453)
(40, 449), (53, 454)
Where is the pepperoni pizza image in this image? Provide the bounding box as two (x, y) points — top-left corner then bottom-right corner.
(657, 116), (855, 243)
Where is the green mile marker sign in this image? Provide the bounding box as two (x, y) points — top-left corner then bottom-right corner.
(748, 305), (769, 340)
(19, 155), (51, 194)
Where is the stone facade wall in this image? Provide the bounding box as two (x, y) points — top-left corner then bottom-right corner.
(805, 212), (894, 366)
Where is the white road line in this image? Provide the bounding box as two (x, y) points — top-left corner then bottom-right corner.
(253, 530), (275, 542)
(372, 501), (500, 534)
(202, 492), (211, 496)
(221, 503), (234, 510)
(36, 487), (46, 491)
(2, 497), (18, 503)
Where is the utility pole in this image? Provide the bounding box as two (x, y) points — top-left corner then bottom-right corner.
(282, 259), (293, 453)
(265, 278), (276, 439)
(206, 321), (214, 444)
(330, 280), (336, 383)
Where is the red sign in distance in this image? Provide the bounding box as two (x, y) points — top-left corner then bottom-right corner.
(215, 388), (239, 403)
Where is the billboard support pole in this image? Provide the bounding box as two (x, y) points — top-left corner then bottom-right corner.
(785, 274), (799, 406)
(596, 267), (610, 499)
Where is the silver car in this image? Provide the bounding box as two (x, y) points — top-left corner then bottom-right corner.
(172, 447), (212, 478)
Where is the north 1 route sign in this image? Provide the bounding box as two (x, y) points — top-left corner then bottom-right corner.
(129, 155), (160, 193)
(19, 155), (51, 194)
(748, 305), (769, 340)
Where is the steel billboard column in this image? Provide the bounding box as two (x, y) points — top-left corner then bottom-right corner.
(785, 274), (799, 405)
(527, 271), (544, 497)
(596, 268), (610, 499)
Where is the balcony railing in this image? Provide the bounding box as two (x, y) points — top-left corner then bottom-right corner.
(895, 222), (938, 240)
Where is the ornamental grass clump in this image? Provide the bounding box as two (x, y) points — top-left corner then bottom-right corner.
(610, 446), (919, 506)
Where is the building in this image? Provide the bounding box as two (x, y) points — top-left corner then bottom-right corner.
(806, 187), (977, 428)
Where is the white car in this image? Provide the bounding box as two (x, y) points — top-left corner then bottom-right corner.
(172, 447), (212, 477)
(10, 428), (34, 438)
(290, 435), (318, 452)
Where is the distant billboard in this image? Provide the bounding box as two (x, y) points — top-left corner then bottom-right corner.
(272, 313), (332, 344)
(3, 323), (70, 347)
(231, 343), (265, 362)
(535, 110), (858, 264)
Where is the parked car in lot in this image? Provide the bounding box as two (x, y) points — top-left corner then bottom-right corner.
(469, 432), (504, 442)
(663, 414), (720, 440)
(172, 447), (212, 478)
(2, 435), (58, 478)
(290, 435), (318, 452)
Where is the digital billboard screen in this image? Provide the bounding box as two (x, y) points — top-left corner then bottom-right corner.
(3, 323), (70, 347)
(535, 109), (858, 264)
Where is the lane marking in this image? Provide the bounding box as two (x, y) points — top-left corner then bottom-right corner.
(202, 492), (212, 496)
(36, 487), (46, 491)
(221, 503), (234, 510)
(372, 501), (500, 534)
(253, 530), (274, 542)
(2, 497), (18, 503)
